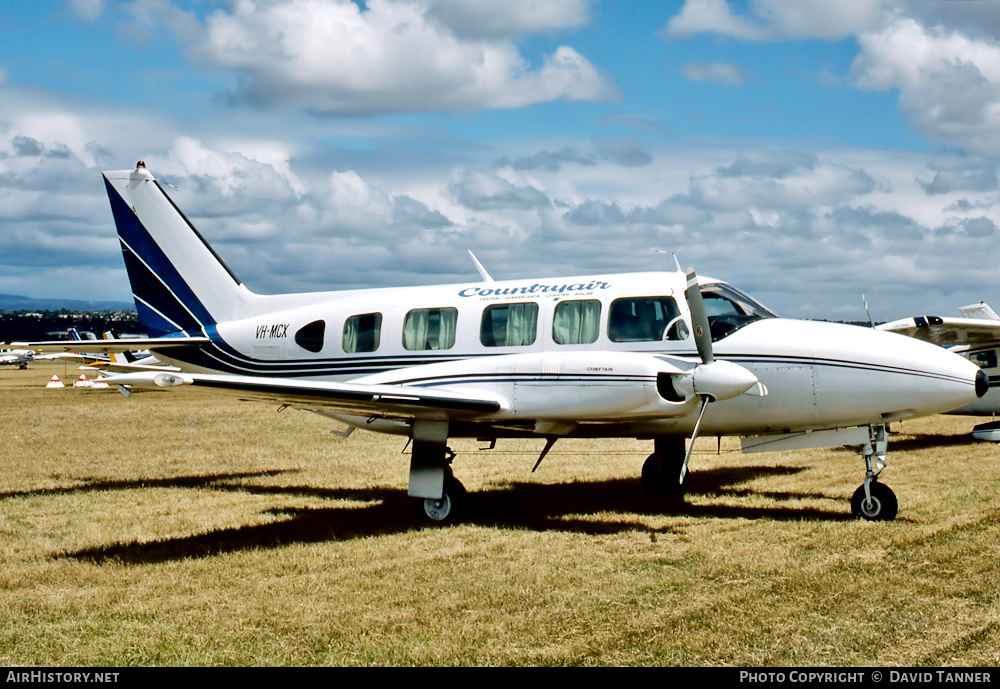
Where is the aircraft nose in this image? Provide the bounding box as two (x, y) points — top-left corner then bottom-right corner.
(976, 368), (989, 398)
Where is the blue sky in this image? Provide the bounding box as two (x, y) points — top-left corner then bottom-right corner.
(3, 0), (1000, 320)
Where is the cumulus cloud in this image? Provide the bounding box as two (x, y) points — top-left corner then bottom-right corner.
(682, 61), (747, 86)
(190, 0), (617, 115)
(2, 69), (998, 317)
(919, 154), (999, 196)
(664, 0), (770, 41)
(677, 148), (876, 212)
(852, 17), (1000, 157)
(424, 0), (595, 39)
(497, 147), (597, 172)
(751, 0), (888, 39)
(67, 0), (107, 22)
(665, 4), (1000, 158)
(664, 0), (888, 41)
(448, 170), (552, 212)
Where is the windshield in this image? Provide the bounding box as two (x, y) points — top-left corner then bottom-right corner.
(700, 282), (777, 341)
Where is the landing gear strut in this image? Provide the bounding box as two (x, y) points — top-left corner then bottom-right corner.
(641, 436), (688, 494)
(408, 421), (466, 524)
(852, 424), (898, 521)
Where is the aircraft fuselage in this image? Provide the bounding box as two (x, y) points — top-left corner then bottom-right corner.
(147, 270), (982, 439)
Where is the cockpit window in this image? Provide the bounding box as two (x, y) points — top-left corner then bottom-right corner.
(700, 283), (776, 341)
(609, 296), (689, 342)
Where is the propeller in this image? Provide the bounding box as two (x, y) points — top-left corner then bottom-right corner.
(675, 267), (762, 484)
(685, 268), (714, 365)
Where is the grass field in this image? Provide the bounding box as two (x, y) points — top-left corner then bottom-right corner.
(2, 362), (999, 666)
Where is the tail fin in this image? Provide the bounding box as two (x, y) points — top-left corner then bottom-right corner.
(102, 163), (258, 338)
(102, 331), (131, 365)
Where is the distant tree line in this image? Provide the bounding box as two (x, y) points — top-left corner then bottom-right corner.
(0, 311), (142, 341)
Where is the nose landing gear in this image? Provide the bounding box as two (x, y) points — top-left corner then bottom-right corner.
(852, 424), (898, 521)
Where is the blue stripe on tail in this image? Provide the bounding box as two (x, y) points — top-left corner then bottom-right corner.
(104, 176), (215, 338)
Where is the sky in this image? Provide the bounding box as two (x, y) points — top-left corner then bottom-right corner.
(3, 0), (1000, 321)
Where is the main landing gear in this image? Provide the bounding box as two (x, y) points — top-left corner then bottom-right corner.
(642, 425), (900, 521)
(851, 424), (898, 521)
(417, 469), (467, 523)
(641, 436), (688, 495)
(407, 421), (466, 525)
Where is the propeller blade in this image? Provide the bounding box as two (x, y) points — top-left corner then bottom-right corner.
(684, 268), (713, 365)
(680, 395), (711, 484)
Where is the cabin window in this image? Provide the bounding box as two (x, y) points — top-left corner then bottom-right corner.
(970, 349), (998, 370)
(343, 312), (381, 353)
(403, 307), (458, 351)
(553, 299), (601, 345)
(608, 296), (688, 342)
(294, 320), (326, 353)
(481, 302), (538, 347)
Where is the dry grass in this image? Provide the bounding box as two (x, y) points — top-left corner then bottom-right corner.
(1, 362), (999, 666)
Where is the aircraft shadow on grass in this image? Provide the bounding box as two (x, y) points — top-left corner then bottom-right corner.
(886, 430), (983, 453)
(28, 463), (852, 566)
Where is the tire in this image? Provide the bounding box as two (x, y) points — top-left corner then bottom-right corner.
(641, 452), (687, 494)
(418, 475), (466, 524)
(851, 482), (898, 521)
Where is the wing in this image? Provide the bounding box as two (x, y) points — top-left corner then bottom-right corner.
(102, 370), (506, 421)
(1, 336), (211, 355)
(80, 359), (182, 373)
(877, 316), (1000, 349)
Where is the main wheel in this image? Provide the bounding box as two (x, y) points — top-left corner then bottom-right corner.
(418, 475), (467, 524)
(642, 451), (687, 494)
(851, 482), (898, 521)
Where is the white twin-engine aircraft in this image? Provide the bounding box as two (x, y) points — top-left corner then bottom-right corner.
(15, 163), (989, 523)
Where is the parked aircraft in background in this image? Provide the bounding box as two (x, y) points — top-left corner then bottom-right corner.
(879, 302), (1000, 440)
(0, 348), (37, 369)
(1, 334), (82, 368)
(75, 332), (176, 374)
(6, 163), (989, 523)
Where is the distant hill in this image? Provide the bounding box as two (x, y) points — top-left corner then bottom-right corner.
(0, 294), (134, 313)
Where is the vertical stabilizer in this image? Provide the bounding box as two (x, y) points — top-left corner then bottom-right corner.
(103, 163), (257, 338)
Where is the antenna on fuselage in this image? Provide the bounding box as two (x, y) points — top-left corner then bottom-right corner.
(652, 249), (683, 273)
(863, 294), (875, 328)
(468, 251), (494, 282)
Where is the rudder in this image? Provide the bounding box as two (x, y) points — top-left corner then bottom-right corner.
(103, 163), (257, 338)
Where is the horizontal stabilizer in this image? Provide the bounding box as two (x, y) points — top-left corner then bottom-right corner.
(2, 336), (211, 355)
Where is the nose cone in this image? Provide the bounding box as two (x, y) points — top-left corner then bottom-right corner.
(872, 329), (986, 415)
(976, 368), (989, 398)
(721, 319), (985, 423)
(836, 325), (986, 418)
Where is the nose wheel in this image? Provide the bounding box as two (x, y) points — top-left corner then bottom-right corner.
(851, 481), (898, 521)
(852, 424), (898, 521)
